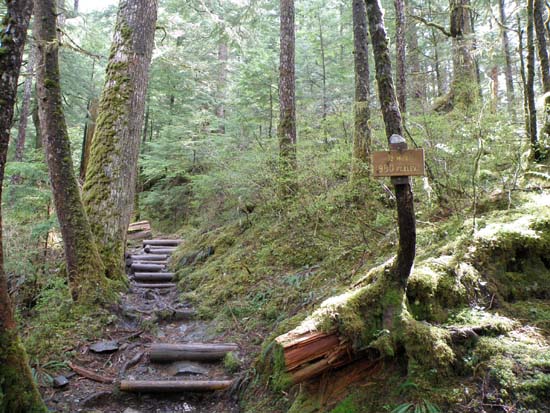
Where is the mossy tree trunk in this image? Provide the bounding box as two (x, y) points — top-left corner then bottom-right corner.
(350, 0), (372, 180)
(0, 1), (48, 411)
(82, 0), (159, 280)
(278, 0), (297, 196)
(534, 0), (550, 155)
(366, 0), (416, 342)
(36, 0), (110, 304)
(394, 0), (406, 114)
(526, 0), (540, 161)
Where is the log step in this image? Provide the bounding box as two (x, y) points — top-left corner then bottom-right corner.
(143, 239), (182, 247)
(131, 263), (166, 272)
(131, 260), (168, 266)
(144, 247), (177, 254)
(133, 272), (175, 282)
(120, 379), (233, 393)
(133, 283), (176, 289)
(150, 343), (239, 362)
(128, 230), (152, 240)
(131, 254), (169, 261)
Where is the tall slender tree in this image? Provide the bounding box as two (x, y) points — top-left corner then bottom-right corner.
(36, 0), (110, 303)
(394, 0), (406, 113)
(278, 0), (297, 195)
(526, 0), (539, 160)
(0, 1), (48, 411)
(351, 0), (371, 179)
(83, 0), (159, 279)
(534, 0), (550, 150)
(498, 0), (515, 115)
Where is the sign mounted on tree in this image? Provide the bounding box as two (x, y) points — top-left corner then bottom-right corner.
(372, 137), (425, 178)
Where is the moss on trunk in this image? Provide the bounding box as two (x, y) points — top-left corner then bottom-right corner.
(0, 330), (47, 413)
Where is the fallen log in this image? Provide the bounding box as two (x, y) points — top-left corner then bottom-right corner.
(143, 239), (182, 247)
(131, 263), (165, 272)
(133, 273), (175, 282)
(68, 362), (115, 384)
(133, 283), (176, 289)
(144, 247), (177, 254)
(128, 221), (151, 233)
(268, 327), (354, 385)
(127, 230), (152, 240)
(120, 379), (233, 393)
(131, 254), (169, 261)
(150, 343), (239, 362)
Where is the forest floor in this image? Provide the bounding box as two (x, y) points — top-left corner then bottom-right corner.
(41, 238), (241, 413)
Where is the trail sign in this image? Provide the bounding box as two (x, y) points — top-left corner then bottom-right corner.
(372, 148), (425, 178)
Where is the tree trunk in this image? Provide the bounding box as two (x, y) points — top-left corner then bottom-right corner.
(318, 12), (328, 141)
(35, 0), (110, 303)
(32, 95), (42, 149)
(351, 0), (372, 179)
(394, 0), (406, 114)
(82, 0), (159, 280)
(498, 0), (515, 115)
(527, 0), (540, 160)
(216, 41), (228, 134)
(534, 0), (550, 150)
(437, 0), (478, 111)
(407, 2), (424, 108)
(14, 44), (36, 163)
(278, 0), (297, 196)
(79, 98), (99, 181)
(366, 0), (416, 288)
(518, 16), (531, 154)
(0, 1), (48, 411)
(490, 66), (498, 113)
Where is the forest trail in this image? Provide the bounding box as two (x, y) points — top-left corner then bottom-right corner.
(43, 232), (240, 413)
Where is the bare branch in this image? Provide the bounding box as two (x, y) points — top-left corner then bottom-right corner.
(408, 14), (452, 37)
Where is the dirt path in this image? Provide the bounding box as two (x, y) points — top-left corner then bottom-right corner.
(43, 238), (241, 413)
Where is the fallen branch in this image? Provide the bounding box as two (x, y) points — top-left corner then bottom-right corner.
(120, 351), (144, 377)
(68, 361), (115, 384)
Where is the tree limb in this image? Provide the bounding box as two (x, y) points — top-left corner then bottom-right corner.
(408, 14), (452, 37)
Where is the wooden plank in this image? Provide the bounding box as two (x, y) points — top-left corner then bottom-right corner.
(127, 230), (152, 240)
(133, 283), (176, 289)
(144, 247), (177, 254)
(131, 254), (168, 261)
(133, 273), (175, 282)
(128, 221), (151, 233)
(143, 239), (182, 246)
(120, 380), (233, 393)
(131, 263), (165, 272)
(150, 343), (239, 362)
(372, 148), (425, 177)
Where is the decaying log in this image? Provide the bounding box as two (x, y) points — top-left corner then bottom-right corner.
(128, 220), (151, 233)
(143, 239), (182, 246)
(144, 246), (177, 254)
(133, 283), (176, 289)
(130, 254), (169, 261)
(133, 272), (175, 282)
(272, 326), (354, 385)
(131, 263), (165, 272)
(68, 362), (115, 384)
(149, 343), (239, 362)
(127, 230), (152, 240)
(120, 379), (233, 393)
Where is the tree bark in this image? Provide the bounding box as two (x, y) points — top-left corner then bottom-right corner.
(32, 95), (42, 149)
(82, 0), (159, 280)
(79, 98), (99, 181)
(407, 2), (424, 108)
(278, 0), (297, 196)
(36, 0), (110, 303)
(351, 0), (372, 179)
(527, 0), (540, 160)
(518, 16), (531, 155)
(366, 0), (415, 288)
(394, 0), (406, 114)
(498, 0), (515, 115)
(318, 12), (328, 141)
(0, 1), (48, 411)
(534, 0), (550, 150)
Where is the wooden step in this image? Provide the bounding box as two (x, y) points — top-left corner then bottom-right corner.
(133, 282), (176, 289)
(127, 230), (152, 240)
(133, 272), (175, 282)
(128, 220), (151, 233)
(144, 247), (177, 254)
(120, 379), (233, 393)
(131, 254), (169, 261)
(150, 343), (239, 362)
(131, 263), (166, 272)
(131, 260), (169, 266)
(143, 239), (182, 247)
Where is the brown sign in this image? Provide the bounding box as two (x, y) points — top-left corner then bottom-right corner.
(372, 148), (425, 177)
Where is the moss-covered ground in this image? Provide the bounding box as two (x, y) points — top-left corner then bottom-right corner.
(169, 188), (550, 412)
